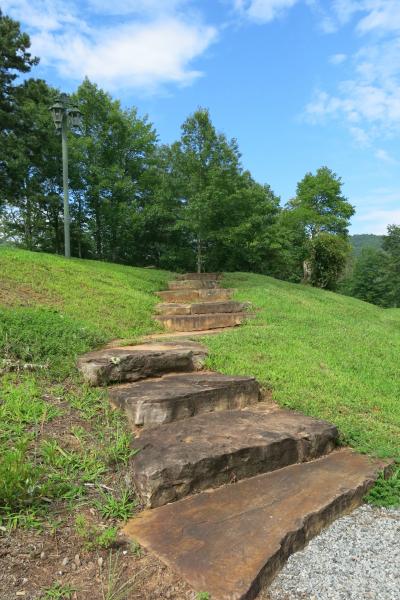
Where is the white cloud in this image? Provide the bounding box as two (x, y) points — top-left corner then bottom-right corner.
(329, 53), (347, 65)
(2, 0), (217, 92)
(375, 149), (398, 164)
(356, 209), (400, 234)
(234, 0), (300, 23)
(357, 1), (400, 34)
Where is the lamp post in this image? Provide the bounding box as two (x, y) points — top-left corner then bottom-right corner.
(50, 93), (82, 258)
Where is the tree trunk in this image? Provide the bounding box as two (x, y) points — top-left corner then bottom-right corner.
(303, 259), (312, 283)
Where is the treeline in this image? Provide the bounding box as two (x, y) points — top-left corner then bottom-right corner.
(341, 227), (400, 307)
(1, 11), (358, 289)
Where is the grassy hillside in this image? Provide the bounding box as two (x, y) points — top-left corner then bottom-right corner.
(206, 274), (400, 475)
(350, 233), (384, 256)
(1, 248), (399, 538)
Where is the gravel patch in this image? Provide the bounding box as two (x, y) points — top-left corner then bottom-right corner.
(268, 504), (400, 600)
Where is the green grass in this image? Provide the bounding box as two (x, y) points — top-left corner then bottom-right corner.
(0, 246), (170, 341)
(0, 248), (170, 529)
(203, 272), (400, 504)
(0, 248), (399, 529)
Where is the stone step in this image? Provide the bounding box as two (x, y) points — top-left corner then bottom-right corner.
(156, 301), (250, 317)
(123, 450), (390, 600)
(77, 341), (208, 386)
(156, 312), (248, 332)
(157, 288), (235, 303)
(131, 407), (338, 507)
(176, 273), (222, 281)
(168, 279), (220, 290)
(109, 371), (260, 428)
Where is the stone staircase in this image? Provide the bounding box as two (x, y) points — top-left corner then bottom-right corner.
(155, 272), (251, 332)
(77, 273), (390, 600)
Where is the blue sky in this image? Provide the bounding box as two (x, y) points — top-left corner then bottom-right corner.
(3, 0), (400, 234)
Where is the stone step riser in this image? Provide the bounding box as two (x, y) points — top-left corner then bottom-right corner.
(131, 409), (338, 507)
(168, 279), (220, 290)
(123, 451), (391, 600)
(157, 288), (234, 303)
(109, 373), (260, 428)
(156, 301), (250, 317)
(156, 312), (247, 332)
(77, 342), (208, 386)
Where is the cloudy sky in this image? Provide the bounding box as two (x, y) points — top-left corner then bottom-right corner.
(3, 0), (400, 234)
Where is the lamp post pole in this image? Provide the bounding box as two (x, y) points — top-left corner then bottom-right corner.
(50, 93), (82, 258)
(61, 109), (71, 258)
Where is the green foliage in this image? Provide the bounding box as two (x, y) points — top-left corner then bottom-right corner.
(383, 224), (400, 306)
(290, 166), (355, 237)
(343, 225), (400, 308)
(96, 489), (137, 521)
(308, 233), (350, 290)
(0, 441), (45, 514)
(350, 234), (383, 257)
(196, 593), (211, 600)
(41, 583), (75, 599)
(365, 469), (400, 508)
(0, 375), (61, 442)
(348, 248), (392, 306)
(75, 514), (118, 550)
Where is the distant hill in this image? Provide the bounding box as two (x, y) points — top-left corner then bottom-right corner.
(350, 234), (384, 257)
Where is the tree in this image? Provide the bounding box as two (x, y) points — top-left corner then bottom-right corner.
(172, 108), (244, 272)
(382, 224), (400, 306)
(285, 167), (354, 287)
(307, 233), (350, 290)
(349, 248), (392, 306)
(2, 78), (62, 252)
(69, 78), (158, 261)
(0, 10), (39, 206)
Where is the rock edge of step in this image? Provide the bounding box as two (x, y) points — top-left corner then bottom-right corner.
(131, 407), (339, 507)
(77, 341), (208, 386)
(123, 449), (392, 600)
(109, 371), (260, 428)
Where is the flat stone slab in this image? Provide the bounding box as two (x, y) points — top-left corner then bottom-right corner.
(157, 288), (234, 303)
(131, 408), (338, 507)
(109, 372), (260, 428)
(156, 312), (248, 332)
(123, 450), (390, 600)
(156, 301), (250, 317)
(77, 341), (208, 386)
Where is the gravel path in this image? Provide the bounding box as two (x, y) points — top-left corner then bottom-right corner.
(268, 505), (400, 600)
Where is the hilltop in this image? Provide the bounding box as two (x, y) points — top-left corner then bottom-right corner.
(350, 233), (384, 256)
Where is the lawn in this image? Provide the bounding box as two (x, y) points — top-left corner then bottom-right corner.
(205, 272), (400, 506)
(0, 248), (399, 597)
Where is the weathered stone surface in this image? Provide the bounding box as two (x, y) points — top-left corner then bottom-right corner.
(191, 301), (250, 314)
(157, 288), (234, 303)
(156, 312), (248, 332)
(156, 301), (250, 317)
(123, 450), (390, 600)
(77, 341), (208, 386)
(131, 408), (338, 507)
(168, 279), (219, 290)
(155, 303), (192, 316)
(109, 371), (260, 427)
(176, 273), (222, 281)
